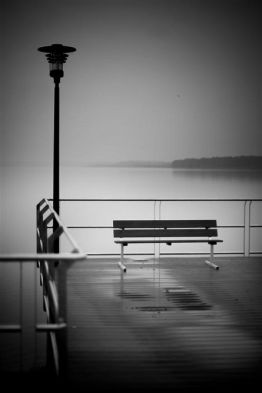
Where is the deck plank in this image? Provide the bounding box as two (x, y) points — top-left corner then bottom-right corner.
(58, 257), (262, 392)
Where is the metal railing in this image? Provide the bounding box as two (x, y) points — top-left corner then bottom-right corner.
(56, 198), (262, 257)
(1, 197), (261, 377)
(0, 198), (87, 376)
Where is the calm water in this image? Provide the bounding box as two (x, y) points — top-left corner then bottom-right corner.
(1, 165), (262, 253)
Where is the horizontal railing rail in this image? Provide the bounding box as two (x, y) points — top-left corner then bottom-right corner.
(0, 253), (88, 261)
(54, 198), (262, 201)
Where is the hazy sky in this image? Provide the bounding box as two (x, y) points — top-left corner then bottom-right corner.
(1, 0), (261, 165)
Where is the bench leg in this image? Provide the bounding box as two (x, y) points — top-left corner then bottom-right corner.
(205, 243), (219, 270)
(210, 243), (214, 263)
(117, 243), (127, 273)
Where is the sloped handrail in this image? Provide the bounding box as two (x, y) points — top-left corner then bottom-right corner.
(36, 198), (88, 375)
(0, 198), (88, 376)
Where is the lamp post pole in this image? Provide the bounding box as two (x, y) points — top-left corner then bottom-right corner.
(38, 44), (76, 253)
(53, 77), (60, 223)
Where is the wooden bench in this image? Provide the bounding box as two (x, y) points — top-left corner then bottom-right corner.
(113, 220), (223, 272)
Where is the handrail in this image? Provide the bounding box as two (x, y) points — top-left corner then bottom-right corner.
(55, 198), (262, 202)
(0, 324), (22, 332)
(36, 198), (88, 375)
(0, 198), (88, 377)
(0, 253), (87, 261)
(38, 198), (84, 253)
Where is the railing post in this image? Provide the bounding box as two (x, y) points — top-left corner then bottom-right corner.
(56, 262), (68, 380)
(248, 201), (253, 256)
(20, 260), (38, 372)
(243, 200), (252, 256)
(154, 200), (161, 260)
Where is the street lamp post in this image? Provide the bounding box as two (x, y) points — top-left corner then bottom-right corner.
(38, 44), (76, 253)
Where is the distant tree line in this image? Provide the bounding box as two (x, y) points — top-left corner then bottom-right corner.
(171, 156), (262, 169)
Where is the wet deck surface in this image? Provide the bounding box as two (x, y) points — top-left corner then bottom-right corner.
(59, 257), (262, 392)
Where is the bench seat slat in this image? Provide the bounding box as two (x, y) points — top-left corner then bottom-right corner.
(114, 229), (218, 238)
(115, 239), (223, 244)
(113, 220), (217, 229)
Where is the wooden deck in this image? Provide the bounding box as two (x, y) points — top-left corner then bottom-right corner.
(57, 256), (262, 392)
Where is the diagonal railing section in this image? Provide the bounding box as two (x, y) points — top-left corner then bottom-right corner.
(36, 198), (88, 376)
(0, 198), (87, 377)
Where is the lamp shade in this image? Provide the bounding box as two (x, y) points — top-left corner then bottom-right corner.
(38, 44), (76, 80)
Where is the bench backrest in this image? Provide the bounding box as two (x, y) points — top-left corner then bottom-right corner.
(113, 220), (218, 238)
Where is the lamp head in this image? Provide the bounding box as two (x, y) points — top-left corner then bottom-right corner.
(38, 44), (76, 82)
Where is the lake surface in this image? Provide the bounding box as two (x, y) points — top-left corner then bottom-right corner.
(1, 166), (262, 253)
